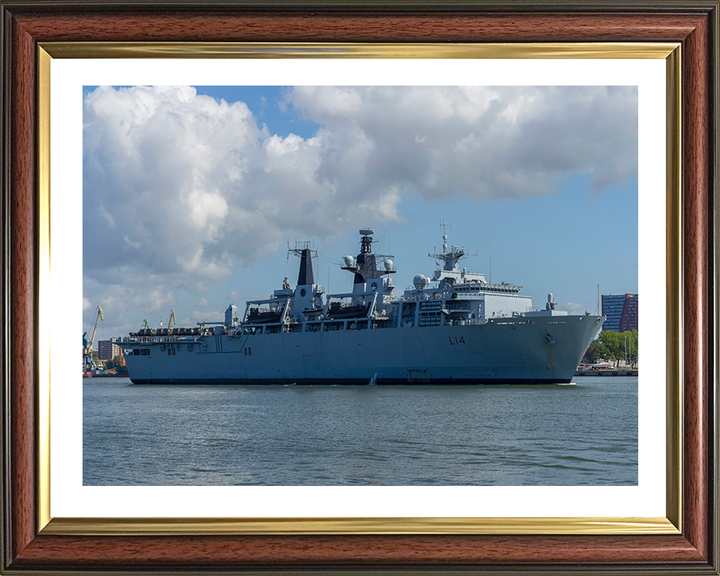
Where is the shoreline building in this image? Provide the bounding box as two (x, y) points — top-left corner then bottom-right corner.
(98, 340), (122, 360)
(601, 293), (638, 332)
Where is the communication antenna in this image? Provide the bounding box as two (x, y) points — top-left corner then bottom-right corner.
(440, 219), (452, 253)
(287, 238), (318, 260)
(595, 284), (600, 315)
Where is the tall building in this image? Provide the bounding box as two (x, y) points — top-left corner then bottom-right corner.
(602, 293), (638, 332)
(98, 340), (122, 360)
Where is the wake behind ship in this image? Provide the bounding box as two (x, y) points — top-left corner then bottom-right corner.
(116, 229), (605, 385)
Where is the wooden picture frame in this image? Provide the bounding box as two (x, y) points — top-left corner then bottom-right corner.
(1, 1), (717, 573)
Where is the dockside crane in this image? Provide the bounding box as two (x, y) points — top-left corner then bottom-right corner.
(168, 309), (176, 329)
(83, 305), (104, 373)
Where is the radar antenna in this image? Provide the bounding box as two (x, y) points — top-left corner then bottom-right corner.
(341, 228), (395, 284)
(430, 220), (476, 272)
(288, 239), (318, 285)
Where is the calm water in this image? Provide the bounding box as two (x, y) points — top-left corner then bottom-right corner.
(83, 377), (637, 486)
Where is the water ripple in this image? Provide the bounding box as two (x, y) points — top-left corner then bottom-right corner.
(84, 376), (638, 486)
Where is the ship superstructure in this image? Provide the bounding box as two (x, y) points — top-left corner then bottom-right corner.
(116, 229), (605, 385)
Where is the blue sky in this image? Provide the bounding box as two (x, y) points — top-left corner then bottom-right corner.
(194, 86), (320, 139)
(83, 85), (638, 339)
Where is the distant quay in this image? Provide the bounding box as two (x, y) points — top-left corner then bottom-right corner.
(574, 369), (638, 377)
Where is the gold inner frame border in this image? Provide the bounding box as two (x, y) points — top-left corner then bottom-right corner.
(36, 41), (682, 536)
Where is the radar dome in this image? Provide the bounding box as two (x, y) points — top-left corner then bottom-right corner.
(384, 259), (393, 271)
(413, 274), (429, 290)
(343, 255), (354, 267)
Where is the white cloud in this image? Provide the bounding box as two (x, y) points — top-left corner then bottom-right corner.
(84, 85), (636, 332)
(287, 86), (637, 203)
(98, 205), (115, 228)
(563, 301), (585, 313)
(123, 236), (141, 249)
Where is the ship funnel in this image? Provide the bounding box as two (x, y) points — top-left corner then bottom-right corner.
(297, 248), (315, 285)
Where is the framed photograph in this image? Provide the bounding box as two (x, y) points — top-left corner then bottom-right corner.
(2, 2), (717, 574)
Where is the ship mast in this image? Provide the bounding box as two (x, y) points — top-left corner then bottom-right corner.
(341, 228), (395, 284)
(429, 221), (471, 272)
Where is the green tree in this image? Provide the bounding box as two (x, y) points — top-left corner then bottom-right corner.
(598, 331), (621, 361)
(598, 330), (638, 365)
(583, 339), (609, 363)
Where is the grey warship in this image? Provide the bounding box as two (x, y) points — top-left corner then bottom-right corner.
(116, 229), (605, 385)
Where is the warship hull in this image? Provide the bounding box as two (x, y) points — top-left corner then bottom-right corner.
(122, 315), (602, 385)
